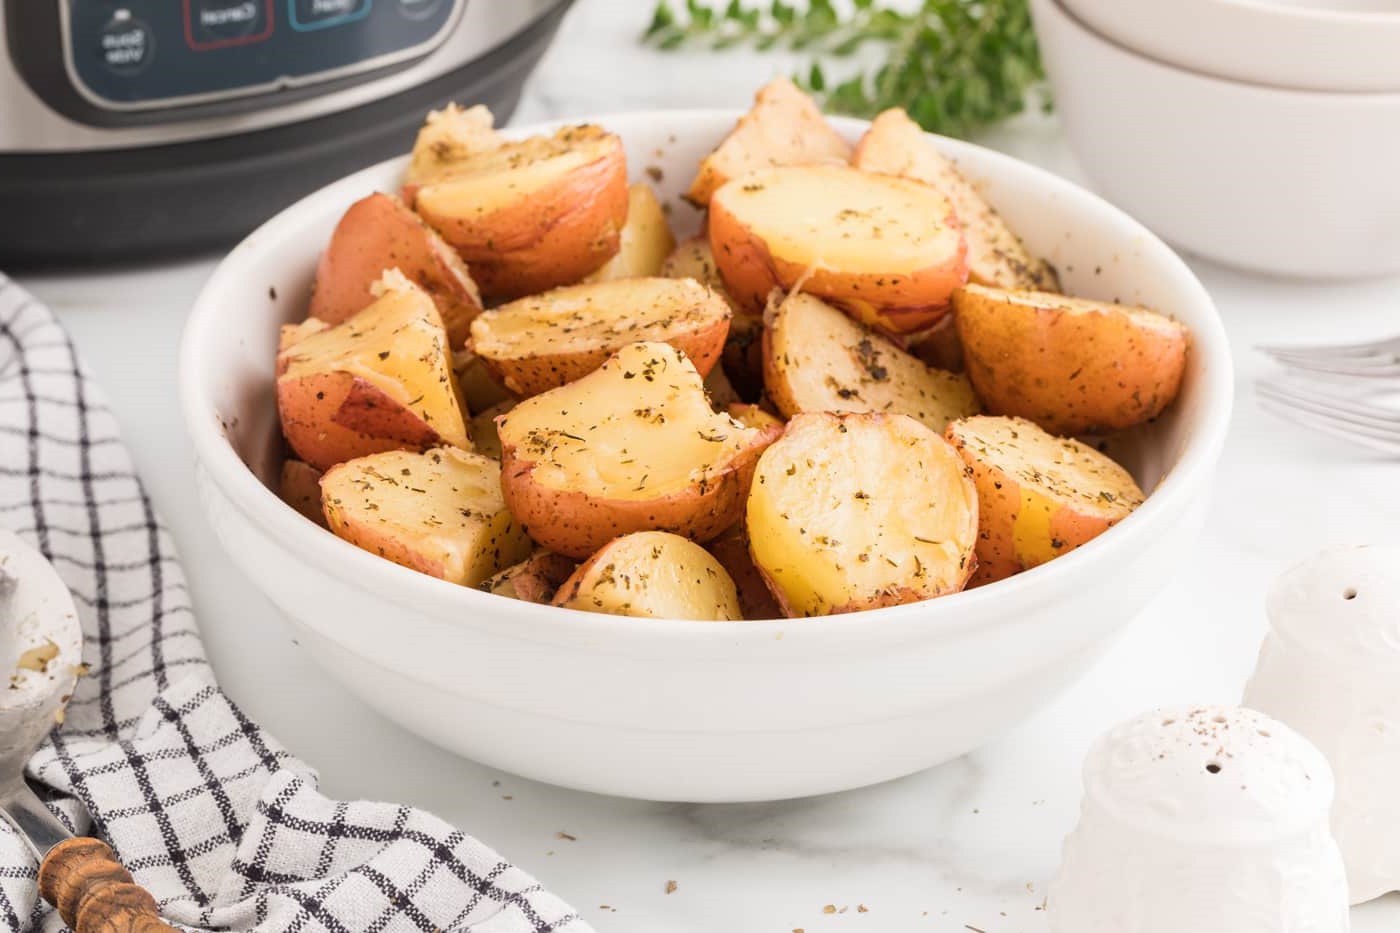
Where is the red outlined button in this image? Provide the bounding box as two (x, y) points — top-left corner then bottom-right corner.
(183, 0), (274, 50)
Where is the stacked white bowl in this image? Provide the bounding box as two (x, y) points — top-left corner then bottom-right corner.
(1030, 0), (1400, 279)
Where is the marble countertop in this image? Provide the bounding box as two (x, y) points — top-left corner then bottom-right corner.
(15, 1), (1400, 929)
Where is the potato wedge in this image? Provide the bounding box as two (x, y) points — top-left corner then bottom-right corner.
(279, 459), (327, 528)
(309, 193), (483, 348)
(321, 447), (531, 587)
(954, 284), (1189, 435)
(764, 291), (979, 434)
(747, 412), (978, 616)
(710, 164), (968, 335)
(277, 271), (470, 471)
(403, 103), (502, 192)
(853, 109), (1059, 292)
(583, 183), (676, 282)
(481, 550), (577, 604)
(706, 522), (782, 620)
(725, 403), (783, 433)
(945, 415), (1144, 583)
(469, 400), (515, 460)
(469, 277), (730, 397)
(553, 531), (741, 621)
(686, 77), (851, 208)
(497, 341), (781, 558)
(411, 124), (629, 299)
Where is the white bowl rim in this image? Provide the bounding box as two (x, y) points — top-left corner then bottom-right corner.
(1222, 0), (1400, 25)
(1051, 0), (1400, 99)
(178, 108), (1234, 647)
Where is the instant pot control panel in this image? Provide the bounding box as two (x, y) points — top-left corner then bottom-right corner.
(6, 0), (465, 124)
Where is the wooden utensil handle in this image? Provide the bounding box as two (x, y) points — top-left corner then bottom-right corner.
(38, 837), (179, 932)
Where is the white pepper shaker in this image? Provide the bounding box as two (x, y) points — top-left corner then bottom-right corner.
(1244, 545), (1400, 904)
(1050, 705), (1349, 932)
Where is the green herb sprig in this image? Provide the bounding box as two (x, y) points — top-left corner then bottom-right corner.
(643, 0), (1047, 139)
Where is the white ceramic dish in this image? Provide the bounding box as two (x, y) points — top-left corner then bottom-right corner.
(179, 110), (1232, 802)
(1061, 0), (1400, 92)
(1033, 0), (1400, 279)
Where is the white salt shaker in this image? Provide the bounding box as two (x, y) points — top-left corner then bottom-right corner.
(1050, 706), (1349, 933)
(1244, 545), (1400, 904)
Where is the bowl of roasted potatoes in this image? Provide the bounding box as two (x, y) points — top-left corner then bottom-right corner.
(181, 79), (1232, 801)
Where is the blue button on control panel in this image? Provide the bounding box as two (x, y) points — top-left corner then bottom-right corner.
(289, 0), (373, 32)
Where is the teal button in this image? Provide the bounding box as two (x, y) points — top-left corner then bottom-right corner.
(289, 0), (371, 30)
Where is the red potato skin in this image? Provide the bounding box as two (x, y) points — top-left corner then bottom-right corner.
(279, 460), (327, 528)
(707, 194), (968, 336)
(411, 145), (630, 301)
(479, 315), (731, 398)
(498, 421), (783, 560)
(277, 371), (444, 472)
(309, 193), (483, 349)
(944, 426), (1119, 585)
(954, 289), (1189, 435)
(509, 552), (578, 604)
(707, 523), (783, 620)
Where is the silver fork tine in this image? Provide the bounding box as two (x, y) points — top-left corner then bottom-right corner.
(1260, 354), (1400, 379)
(1258, 398), (1400, 457)
(1257, 334), (1400, 359)
(1256, 379), (1400, 435)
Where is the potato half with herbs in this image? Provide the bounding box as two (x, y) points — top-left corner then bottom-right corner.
(554, 531), (741, 621)
(945, 415), (1145, 584)
(709, 164), (969, 335)
(747, 412), (978, 617)
(954, 285), (1189, 435)
(497, 341), (782, 559)
(309, 193), (483, 348)
(321, 447), (531, 587)
(469, 277), (730, 397)
(853, 109), (1059, 292)
(481, 551), (577, 604)
(686, 77), (851, 208)
(583, 183), (676, 282)
(410, 123), (628, 299)
(764, 291), (979, 434)
(277, 271), (470, 472)
(403, 103), (502, 192)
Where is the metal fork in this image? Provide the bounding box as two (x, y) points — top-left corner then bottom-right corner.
(1257, 334), (1400, 379)
(1256, 376), (1400, 456)
(1256, 332), (1400, 454)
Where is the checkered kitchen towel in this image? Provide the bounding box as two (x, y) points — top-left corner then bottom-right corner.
(0, 275), (591, 933)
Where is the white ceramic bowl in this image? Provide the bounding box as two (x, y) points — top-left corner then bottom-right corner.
(179, 111), (1232, 802)
(1033, 0), (1400, 279)
(1061, 0), (1400, 92)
